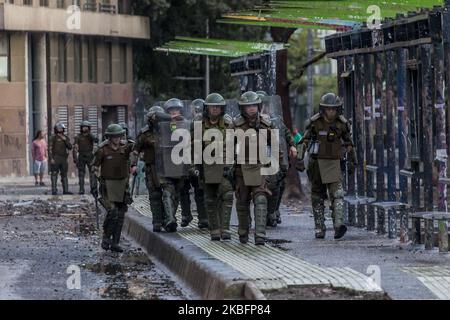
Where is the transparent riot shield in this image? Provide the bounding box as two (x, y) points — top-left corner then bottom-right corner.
(156, 120), (191, 178)
(226, 99), (240, 118)
(261, 95), (289, 168)
(155, 100), (193, 120)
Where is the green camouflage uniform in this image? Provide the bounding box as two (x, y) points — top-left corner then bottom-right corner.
(300, 113), (354, 237)
(73, 132), (98, 194)
(49, 133), (72, 195)
(197, 115), (234, 240)
(92, 138), (134, 252)
(132, 124), (165, 230)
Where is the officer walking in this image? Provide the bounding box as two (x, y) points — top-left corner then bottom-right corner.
(180, 98), (209, 229)
(158, 98), (192, 232)
(233, 91), (280, 246)
(296, 93), (356, 240)
(92, 124), (136, 252)
(73, 121), (98, 195)
(196, 93), (234, 241)
(132, 106), (168, 232)
(49, 122), (73, 196)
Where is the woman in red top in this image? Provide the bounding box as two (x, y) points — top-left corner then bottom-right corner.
(32, 130), (48, 186)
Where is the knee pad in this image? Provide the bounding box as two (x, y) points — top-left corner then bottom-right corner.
(254, 193), (268, 206)
(333, 189), (345, 199)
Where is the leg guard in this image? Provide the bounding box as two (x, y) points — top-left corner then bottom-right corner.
(254, 193), (268, 241)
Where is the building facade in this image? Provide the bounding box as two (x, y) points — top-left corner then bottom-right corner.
(0, 0), (150, 177)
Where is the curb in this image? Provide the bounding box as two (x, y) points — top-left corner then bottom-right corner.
(123, 208), (266, 300)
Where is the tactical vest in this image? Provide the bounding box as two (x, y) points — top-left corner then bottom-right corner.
(100, 145), (129, 180)
(77, 134), (94, 154)
(52, 136), (69, 158)
(312, 118), (345, 160)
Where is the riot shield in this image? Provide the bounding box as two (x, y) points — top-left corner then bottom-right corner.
(226, 99), (240, 118)
(261, 95), (289, 169)
(156, 120), (191, 178)
(155, 100), (193, 120)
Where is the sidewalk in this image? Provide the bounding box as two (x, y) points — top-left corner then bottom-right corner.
(126, 195), (450, 300)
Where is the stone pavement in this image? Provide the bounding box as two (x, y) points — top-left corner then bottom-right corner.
(131, 195), (450, 300)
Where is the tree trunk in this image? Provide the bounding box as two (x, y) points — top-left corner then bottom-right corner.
(271, 27), (305, 200)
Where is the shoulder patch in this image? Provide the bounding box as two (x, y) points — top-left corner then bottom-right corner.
(338, 115), (348, 124)
(98, 140), (109, 149)
(233, 115), (245, 127)
(260, 114), (272, 127)
(311, 113), (321, 122)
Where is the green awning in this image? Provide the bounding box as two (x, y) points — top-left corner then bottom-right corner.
(218, 0), (445, 30)
(155, 36), (288, 58)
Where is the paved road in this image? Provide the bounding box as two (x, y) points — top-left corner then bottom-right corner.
(0, 196), (190, 300)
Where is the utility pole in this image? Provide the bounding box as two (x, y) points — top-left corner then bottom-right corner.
(307, 29), (314, 118)
(205, 19), (210, 97)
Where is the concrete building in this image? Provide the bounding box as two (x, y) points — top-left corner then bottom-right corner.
(0, 0), (150, 177)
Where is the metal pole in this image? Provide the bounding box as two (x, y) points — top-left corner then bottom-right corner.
(205, 19), (210, 97)
(385, 49), (397, 239)
(421, 43), (434, 212)
(435, 9), (448, 212)
(354, 54), (366, 228)
(344, 54), (356, 226)
(397, 48), (409, 243)
(374, 49), (386, 234)
(364, 53), (375, 231)
(307, 29), (314, 118)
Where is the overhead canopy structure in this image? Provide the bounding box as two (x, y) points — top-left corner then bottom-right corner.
(155, 36), (288, 58)
(218, 0), (444, 30)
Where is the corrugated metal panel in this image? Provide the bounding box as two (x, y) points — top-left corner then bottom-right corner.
(88, 105), (99, 138)
(57, 105), (69, 129)
(117, 106), (126, 124)
(74, 105), (84, 137)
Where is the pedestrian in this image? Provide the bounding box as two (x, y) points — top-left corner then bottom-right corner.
(32, 130), (48, 187)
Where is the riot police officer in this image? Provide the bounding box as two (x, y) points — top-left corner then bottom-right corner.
(49, 122), (73, 195)
(180, 99), (209, 229)
(196, 93), (234, 241)
(92, 124), (136, 252)
(73, 121), (98, 195)
(233, 91), (280, 246)
(296, 93), (356, 240)
(132, 106), (168, 232)
(158, 98), (191, 232)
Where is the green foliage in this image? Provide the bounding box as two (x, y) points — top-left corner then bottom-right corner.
(287, 29), (336, 111)
(132, 0), (267, 103)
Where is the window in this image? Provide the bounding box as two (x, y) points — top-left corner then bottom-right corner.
(74, 106), (84, 137)
(57, 106), (69, 131)
(0, 34), (10, 82)
(56, 0), (64, 8)
(119, 43), (127, 83)
(87, 38), (97, 83)
(40, 0), (49, 6)
(23, 0), (32, 5)
(74, 36), (82, 83)
(88, 105), (99, 141)
(58, 34), (67, 82)
(104, 42), (112, 83)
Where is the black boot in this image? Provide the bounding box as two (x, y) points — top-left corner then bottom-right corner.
(181, 215), (193, 227)
(62, 177), (73, 195)
(51, 175), (58, 195)
(334, 225), (348, 240)
(111, 225), (124, 253)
